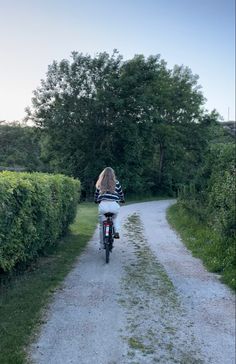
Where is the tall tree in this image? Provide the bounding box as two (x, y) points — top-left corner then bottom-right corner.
(0, 121), (43, 171)
(27, 51), (211, 196)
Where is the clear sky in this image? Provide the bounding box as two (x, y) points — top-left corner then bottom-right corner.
(0, 0), (235, 122)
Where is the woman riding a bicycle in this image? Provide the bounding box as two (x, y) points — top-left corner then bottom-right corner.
(94, 167), (125, 250)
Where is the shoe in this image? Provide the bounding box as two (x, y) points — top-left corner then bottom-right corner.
(114, 232), (120, 239)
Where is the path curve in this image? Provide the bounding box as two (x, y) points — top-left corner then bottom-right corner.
(29, 200), (235, 364)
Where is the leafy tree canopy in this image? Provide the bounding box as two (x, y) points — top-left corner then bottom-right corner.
(26, 50), (219, 196)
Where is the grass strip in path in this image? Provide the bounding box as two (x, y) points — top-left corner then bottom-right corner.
(0, 203), (97, 364)
(167, 203), (236, 291)
(121, 213), (204, 363)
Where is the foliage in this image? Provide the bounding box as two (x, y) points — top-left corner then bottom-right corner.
(167, 203), (236, 291)
(0, 203), (97, 364)
(177, 139), (235, 285)
(26, 51), (214, 197)
(208, 165), (235, 236)
(0, 121), (43, 171)
(179, 142), (235, 238)
(0, 171), (80, 271)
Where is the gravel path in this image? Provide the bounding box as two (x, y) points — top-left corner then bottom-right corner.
(29, 200), (235, 364)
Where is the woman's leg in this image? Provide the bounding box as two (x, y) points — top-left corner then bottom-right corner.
(105, 201), (120, 234)
(98, 204), (107, 248)
(98, 201), (120, 247)
(112, 213), (119, 234)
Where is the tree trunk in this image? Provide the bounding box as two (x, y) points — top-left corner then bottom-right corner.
(158, 143), (164, 185)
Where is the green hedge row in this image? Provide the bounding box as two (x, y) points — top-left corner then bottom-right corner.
(0, 171), (81, 271)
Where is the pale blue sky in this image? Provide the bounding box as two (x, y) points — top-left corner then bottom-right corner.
(0, 0), (235, 122)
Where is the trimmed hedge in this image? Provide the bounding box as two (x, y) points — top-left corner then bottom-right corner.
(0, 171), (81, 271)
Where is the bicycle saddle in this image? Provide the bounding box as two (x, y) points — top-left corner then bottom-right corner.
(104, 212), (114, 217)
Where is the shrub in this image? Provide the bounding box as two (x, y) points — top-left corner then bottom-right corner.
(178, 142), (235, 237)
(176, 142), (235, 289)
(0, 171), (80, 271)
(208, 167), (236, 237)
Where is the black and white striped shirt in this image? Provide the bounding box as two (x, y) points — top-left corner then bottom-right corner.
(94, 181), (124, 203)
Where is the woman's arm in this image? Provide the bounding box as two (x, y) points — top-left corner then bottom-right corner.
(116, 181), (124, 201)
(94, 188), (100, 203)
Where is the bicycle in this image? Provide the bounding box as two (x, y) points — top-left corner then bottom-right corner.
(102, 212), (115, 264)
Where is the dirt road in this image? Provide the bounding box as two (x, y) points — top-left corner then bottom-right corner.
(29, 200), (235, 364)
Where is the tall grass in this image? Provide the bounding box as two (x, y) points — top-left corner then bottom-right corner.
(167, 203), (236, 291)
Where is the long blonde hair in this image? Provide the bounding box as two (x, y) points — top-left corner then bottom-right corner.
(96, 167), (116, 194)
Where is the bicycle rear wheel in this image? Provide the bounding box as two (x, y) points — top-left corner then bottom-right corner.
(105, 239), (110, 263)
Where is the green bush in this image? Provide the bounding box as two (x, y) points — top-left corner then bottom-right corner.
(208, 167), (236, 237)
(0, 171), (80, 271)
(176, 142), (236, 289)
(178, 142), (235, 237)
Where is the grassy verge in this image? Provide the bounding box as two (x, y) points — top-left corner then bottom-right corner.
(167, 203), (236, 291)
(0, 203), (98, 364)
